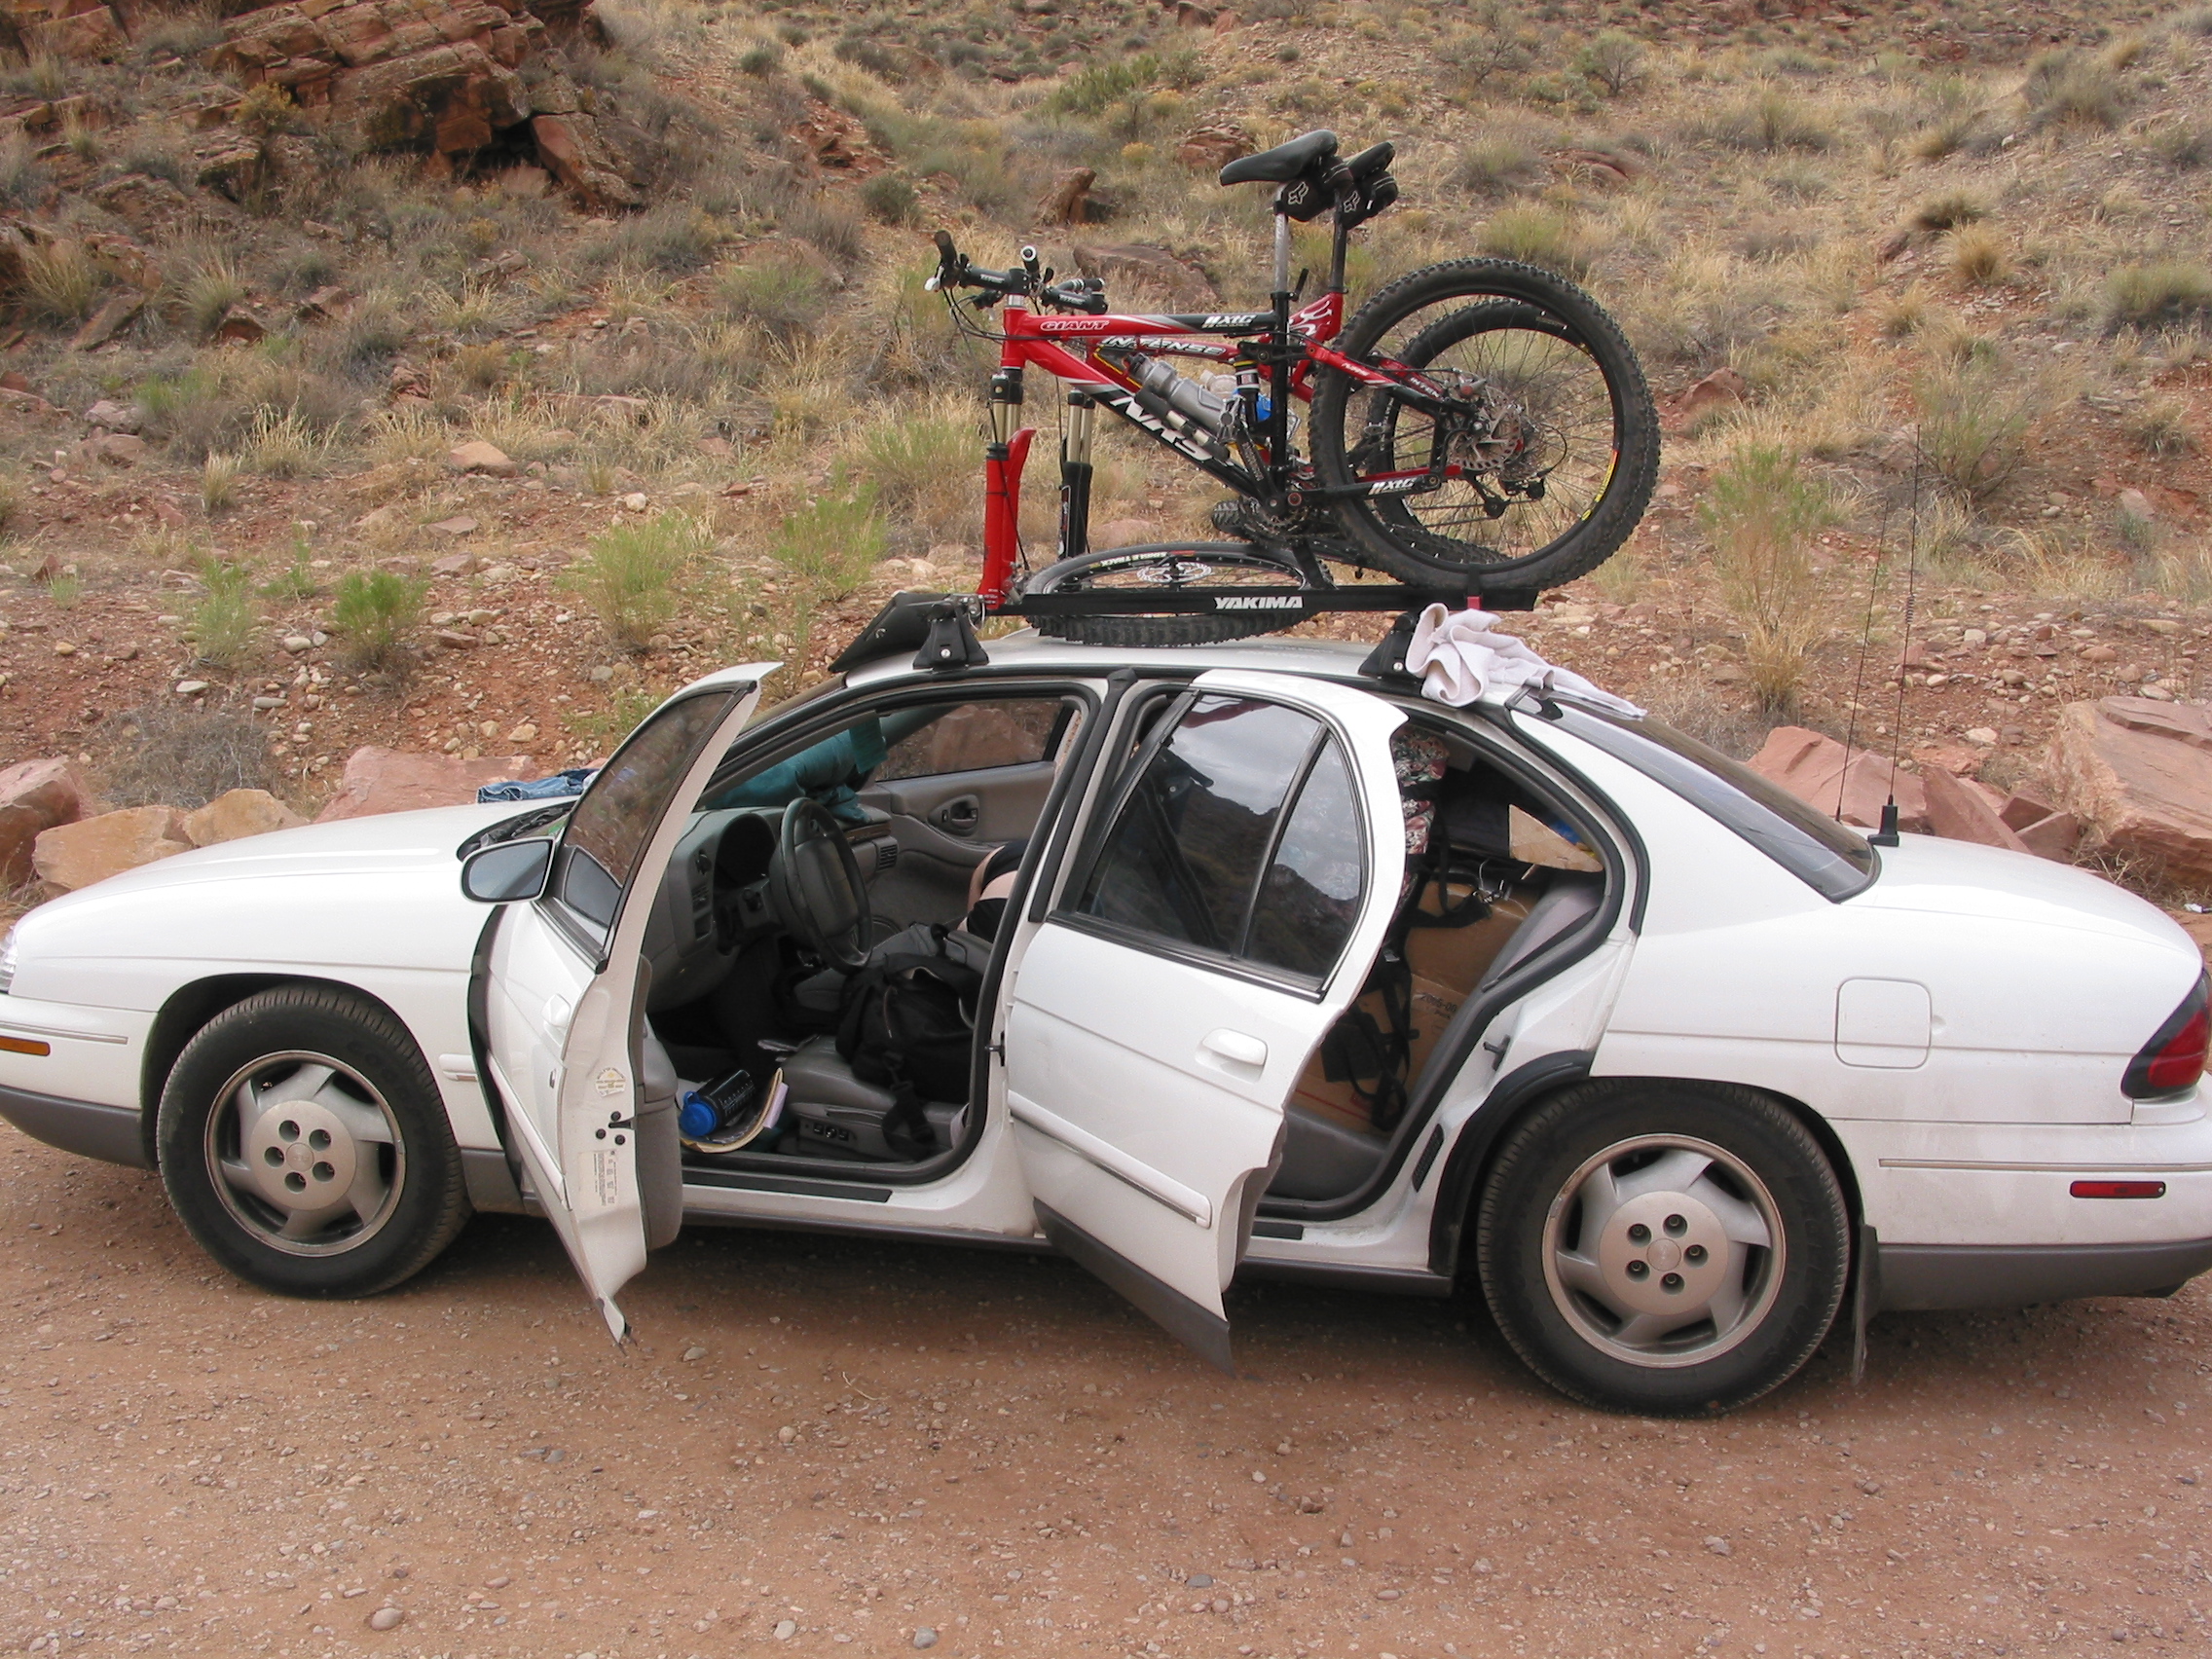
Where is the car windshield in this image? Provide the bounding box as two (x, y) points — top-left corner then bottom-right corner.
(1533, 696), (1877, 902)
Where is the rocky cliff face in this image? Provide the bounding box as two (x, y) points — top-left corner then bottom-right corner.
(6, 0), (652, 209)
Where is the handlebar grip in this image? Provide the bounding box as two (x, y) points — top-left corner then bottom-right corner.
(934, 230), (957, 258)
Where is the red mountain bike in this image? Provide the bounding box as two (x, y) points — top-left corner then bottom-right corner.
(926, 129), (1660, 645)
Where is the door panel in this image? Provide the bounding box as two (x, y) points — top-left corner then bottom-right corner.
(1002, 672), (1408, 1369)
(481, 668), (768, 1338)
(862, 760), (1058, 928)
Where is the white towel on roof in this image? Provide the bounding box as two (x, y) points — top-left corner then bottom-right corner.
(1404, 603), (1643, 717)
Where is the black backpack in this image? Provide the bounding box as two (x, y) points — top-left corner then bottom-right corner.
(834, 924), (984, 1161)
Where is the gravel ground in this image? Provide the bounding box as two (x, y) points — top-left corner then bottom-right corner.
(2, 1123), (2208, 1659)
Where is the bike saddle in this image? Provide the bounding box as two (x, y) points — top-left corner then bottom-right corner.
(1219, 128), (1338, 186)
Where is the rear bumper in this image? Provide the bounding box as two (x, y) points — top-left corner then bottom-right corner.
(0, 1083), (149, 1169)
(1876, 1236), (2212, 1311)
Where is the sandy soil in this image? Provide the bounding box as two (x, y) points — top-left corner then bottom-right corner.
(1, 1124), (2207, 1659)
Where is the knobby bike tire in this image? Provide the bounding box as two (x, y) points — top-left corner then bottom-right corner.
(1310, 258), (1660, 591)
(1017, 542), (1312, 647)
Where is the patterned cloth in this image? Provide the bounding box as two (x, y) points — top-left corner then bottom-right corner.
(1391, 727), (1450, 858)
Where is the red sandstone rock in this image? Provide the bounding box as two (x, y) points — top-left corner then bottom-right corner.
(1747, 725), (1931, 834)
(2048, 697), (2212, 884)
(315, 747), (533, 822)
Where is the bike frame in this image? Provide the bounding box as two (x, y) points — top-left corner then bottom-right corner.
(975, 281), (1465, 607)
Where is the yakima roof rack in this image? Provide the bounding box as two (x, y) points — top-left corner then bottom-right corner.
(830, 581), (1540, 679)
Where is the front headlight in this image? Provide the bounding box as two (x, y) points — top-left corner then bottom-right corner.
(0, 925), (18, 996)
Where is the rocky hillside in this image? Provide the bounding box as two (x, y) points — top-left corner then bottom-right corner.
(0, 0), (2207, 905)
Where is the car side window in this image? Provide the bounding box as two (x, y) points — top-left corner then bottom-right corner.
(554, 691), (735, 940)
(873, 700), (1066, 782)
(1071, 694), (1367, 981)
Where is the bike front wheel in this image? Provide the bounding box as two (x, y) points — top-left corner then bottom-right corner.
(1310, 258), (1659, 590)
(1018, 542), (1318, 647)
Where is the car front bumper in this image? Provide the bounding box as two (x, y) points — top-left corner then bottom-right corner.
(0, 1082), (149, 1168)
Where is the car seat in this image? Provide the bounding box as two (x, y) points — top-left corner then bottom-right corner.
(779, 1037), (967, 1161)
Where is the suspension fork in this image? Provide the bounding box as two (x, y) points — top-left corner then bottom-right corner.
(1058, 388), (1094, 565)
(980, 364), (1033, 609)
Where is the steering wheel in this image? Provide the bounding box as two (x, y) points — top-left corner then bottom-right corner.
(768, 798), (871, 972)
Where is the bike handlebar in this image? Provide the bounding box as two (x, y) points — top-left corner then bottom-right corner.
(927, 232), (1109, 314)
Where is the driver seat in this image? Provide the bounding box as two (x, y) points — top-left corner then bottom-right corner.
(780, 1037), (966, 1162)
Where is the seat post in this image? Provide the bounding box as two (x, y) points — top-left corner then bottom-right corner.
(1268, 204), (1293, 496)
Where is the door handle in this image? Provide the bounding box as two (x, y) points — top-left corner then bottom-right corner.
(1199, 1029), (1268, 1069)
(544, 995), (571, 1036)
(932, 795), (981, 835)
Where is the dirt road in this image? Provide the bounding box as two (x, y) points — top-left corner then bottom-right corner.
(2, 1124), (2207, 1659)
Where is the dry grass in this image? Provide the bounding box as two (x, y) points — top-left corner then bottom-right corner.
(100, 704), (276, 811)
(1697, 443), (1839, 715)
(1948, 224), (2009, 287)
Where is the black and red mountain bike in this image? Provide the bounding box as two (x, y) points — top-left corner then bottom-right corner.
(924, 128), (1660, 645)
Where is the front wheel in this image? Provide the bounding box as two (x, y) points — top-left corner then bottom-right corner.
(1311, 258), (1659, 590)
(1476, 1080), (1849, 1415)
(1019, 541), (1316, 647)
(157, 985), (471, 1298)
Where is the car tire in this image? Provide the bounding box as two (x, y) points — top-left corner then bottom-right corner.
(157, 985), (470, 1299)
(1476, 1080), (1849, 1415)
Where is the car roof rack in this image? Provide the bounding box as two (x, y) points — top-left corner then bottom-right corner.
(831, 581), (1541, 679)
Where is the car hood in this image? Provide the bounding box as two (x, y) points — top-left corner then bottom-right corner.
(13, 802), (535, 1007)
(1852, 831), (2196, 955)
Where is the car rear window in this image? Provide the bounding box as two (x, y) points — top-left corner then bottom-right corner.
(1537, 699), (1877, 902)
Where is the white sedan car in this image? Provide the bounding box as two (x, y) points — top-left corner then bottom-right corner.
(1, 621), (2207, 1414)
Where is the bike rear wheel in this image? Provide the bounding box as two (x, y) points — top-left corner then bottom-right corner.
(1018, 542), (1316, 647)
(1310, 258), (1658, 590)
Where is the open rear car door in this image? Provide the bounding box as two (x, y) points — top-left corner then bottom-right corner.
(1003, 671), (1407, 1370)
(480, 668), (769, 1339)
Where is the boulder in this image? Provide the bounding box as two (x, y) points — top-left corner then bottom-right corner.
(213, 305), (270, 345)
(32, 806), (190, 893)
(0, 804), (45, 889)
(1747, 725), (1931, 833)
(0, 757), (93, 831)
(315, 747), (533, 822)
(1677, 366), (1749, 421)
(1038, 167), (1113, 227)
(446, 440), (514, 476)
(24, 4), (127, 60)
(1176, 120), (1254, 170)
(84, 398), (142, 433)
(181, 789), (307, 848)
(1921, 766), (2032, 855)
(2047, 697), (2212, 884)
(68, 291), (143, 351)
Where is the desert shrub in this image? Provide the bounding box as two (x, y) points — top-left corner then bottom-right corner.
(187, 557), (261, 669)
(738, 38), (784, 76)
(2143, 115), (2210, 167)
(201, 452), (240, 512)
(2127, 396), (2199, 458)
(243, 408), (336, 478)
(715, 247), (830, 340)
(2024, 50), (2127, 129)
(0, 478), (17, 539)
(1576, 29), (1646, 96)
(234, 83), (300, 138)
(860, 171), (918, 226)
(19, 240), (106, 325)
(771, 476), (886, 600)
(363, 404), (451, 463)
(1948, 224), (2009, 286)
(1909, 109), (1985, 161)
(1697, 443), (1838, 715)
(2104, 260), (2212, 330)
(566, 512), (712, 649)
(0, 133), (53, 210)
(854, 392), (977, 545)
(1453, 134), (1546, 197)
(100, 705), (275, 811)
(783, 195), (867, 271)
(328, 296), (408, 379)
(1913, 359), (2035, 501)
(1910, 190), (1986, 232)
(1478, 205), (1594, 278)
(178, 256), (248, 339)
(1439, 5), (1538, 91)
(603, 203), (724, 274)
(329, 569), (424, 671)
(1705, 89), (1834, 152)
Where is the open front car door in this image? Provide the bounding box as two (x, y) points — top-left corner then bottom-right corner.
(480, 668), (769, 1339)
(1003, 671), (1406, 1371)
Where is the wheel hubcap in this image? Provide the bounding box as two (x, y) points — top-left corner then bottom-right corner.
(1542, 1134), (1784, 1369)
(205, 1052), (404, 1257)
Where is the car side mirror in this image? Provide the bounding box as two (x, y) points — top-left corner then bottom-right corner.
(461, 838), (554, 903)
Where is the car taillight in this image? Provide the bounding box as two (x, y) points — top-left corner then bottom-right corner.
(2122, 975), (2210, 1099)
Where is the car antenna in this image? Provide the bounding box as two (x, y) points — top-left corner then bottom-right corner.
(1870, 456), (1923, 848)
(1835, 500), (1891, 823)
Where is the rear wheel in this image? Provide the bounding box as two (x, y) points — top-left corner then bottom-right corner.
(1020, 541), (1316, 647)
(1476, 1080), (1849, 1415)
(158, 985), (470, 1298)
(1311, 258), (1659, 590)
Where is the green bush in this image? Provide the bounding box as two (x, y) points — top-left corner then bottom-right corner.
(1576, 30), (1646, 96)
(1706, 89), (1834, 152)
(1913, 359), (2035, 501)
(2024, 50), (2127, 129)
(330, 569), (425, 671)
(188, 557), (261, 669)
(2104, 260), (2212, 330)
(715, 249), (830, 340)
(1697, 444), (1838, 715)
(567, 511), (713, 649)
(1478, 205), (1594, 279)
(772, 478), (886, 601)
(860, 172), (918, 226)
